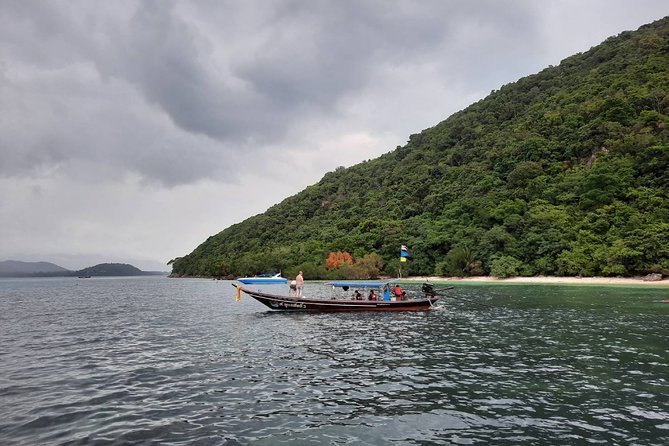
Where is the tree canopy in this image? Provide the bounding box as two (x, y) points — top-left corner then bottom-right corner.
(171, 17), (669, 279)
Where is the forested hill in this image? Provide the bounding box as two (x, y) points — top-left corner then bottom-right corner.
(171, 17), (669, 279)
(0, 262), (166, 277)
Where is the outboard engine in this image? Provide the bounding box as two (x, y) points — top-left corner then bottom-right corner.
(422, 283), (436, 296)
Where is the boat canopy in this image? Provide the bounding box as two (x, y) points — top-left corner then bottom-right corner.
(325, 280), (397, 288)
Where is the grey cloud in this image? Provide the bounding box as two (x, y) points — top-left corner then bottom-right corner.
(103, 0), (545, 142)
(96, 2), (277, 142)
(230, 0), (544, 114)
(0, 0), (666, 187)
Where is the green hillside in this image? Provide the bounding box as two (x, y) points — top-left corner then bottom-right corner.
(171, 17), (669, 279)
(75, 263), (144, 276)
(0, 260), (70, 276)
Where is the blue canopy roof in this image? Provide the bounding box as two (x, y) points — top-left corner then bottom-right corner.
(325, 280), (397, 288)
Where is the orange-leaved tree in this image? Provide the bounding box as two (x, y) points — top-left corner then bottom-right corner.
(325, 251), (354, 270)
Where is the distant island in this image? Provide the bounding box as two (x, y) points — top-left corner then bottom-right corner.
(0, 260), (167, 278)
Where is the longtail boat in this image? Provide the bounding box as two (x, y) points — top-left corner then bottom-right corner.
(233, 280), (445, 312)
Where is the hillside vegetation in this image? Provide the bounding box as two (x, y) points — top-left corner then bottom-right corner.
(0, 260), (69, 276)
(171, 17), (669, 279)
(0, 261), (165, 277)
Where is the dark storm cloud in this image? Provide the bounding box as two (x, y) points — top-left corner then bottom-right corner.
(0, 0), (541, 184)
(231, 1), (540, 110)
(0, 0), (664, 186)
(95, 1), (279, 142)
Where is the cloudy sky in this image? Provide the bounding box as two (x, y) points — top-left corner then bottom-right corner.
(1, 1), (667, 271)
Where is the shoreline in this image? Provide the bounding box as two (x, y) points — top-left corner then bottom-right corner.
(401, 275), (669, 286)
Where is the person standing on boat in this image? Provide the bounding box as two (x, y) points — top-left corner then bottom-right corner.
(296, 271), (304, 297)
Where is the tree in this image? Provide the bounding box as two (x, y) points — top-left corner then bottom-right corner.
(436, 246), (480, 277)
(325, 251), (354, 270)
(353, 253), (385, 279)
(490, 256), (523, 278)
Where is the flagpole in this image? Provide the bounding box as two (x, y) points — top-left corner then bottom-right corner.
(399, 244), (407, 278)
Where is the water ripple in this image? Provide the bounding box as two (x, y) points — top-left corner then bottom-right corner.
(1, 278), (668, 445)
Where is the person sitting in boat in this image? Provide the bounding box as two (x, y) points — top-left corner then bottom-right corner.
(393, 285), (403, 299)
(400, 291), (408, 301)
(354, 290), (362, 300)
(368, 290), (377, 301)
(289, 280), (297, 297)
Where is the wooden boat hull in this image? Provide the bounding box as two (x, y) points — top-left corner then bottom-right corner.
(238, 286), (440, 311)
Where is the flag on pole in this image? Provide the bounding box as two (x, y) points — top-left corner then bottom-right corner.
(399, 244), (408, 278)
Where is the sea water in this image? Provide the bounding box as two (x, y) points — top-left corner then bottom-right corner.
(1, 277), (668, 445)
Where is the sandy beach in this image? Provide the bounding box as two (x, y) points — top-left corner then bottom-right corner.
(402, 275), (669, 286)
